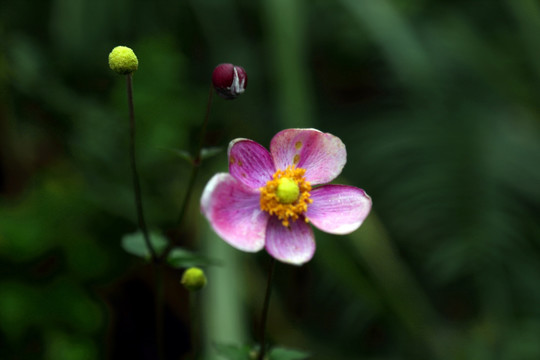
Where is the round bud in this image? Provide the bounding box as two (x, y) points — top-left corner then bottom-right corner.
(181, 267), (207, 291)
(212, 63), (247, 99)
(108, 46), (138, 75)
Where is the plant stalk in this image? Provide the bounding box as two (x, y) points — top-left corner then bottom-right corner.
(126, 74), (163, 360)
(190, 291), (201, 359)
(176, 84), (214, 224)
(155, 262), (165, 360)
(126, 73), (157, 261)
(160, 85), (214, 261)
(258, 257), (276, 360)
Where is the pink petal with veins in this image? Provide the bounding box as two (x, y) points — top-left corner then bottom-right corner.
(201, 173), (268, 252)
(307, 185), (372, 235)
(270, 129), (346, 185)
(265, 216), (315, 265)
(228, 138), (276, 189)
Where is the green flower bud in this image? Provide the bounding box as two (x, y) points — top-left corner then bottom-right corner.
(108, 46), (138, 74)
(181, 267), (207, 291)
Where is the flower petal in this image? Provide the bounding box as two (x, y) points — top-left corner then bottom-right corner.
(270, 128), (346, 185)
(265, 216), (315, 265)
(201, 173), (268, 252)
(228, 138), (276, 188)
(307, 185), (372, 234)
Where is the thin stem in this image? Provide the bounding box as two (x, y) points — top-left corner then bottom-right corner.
(155, 262), (165, 360)
(126, 73), (157, 261)
(175, 160), (201, 227)
(189, 291), (200, 359)
(258, 257), (276, 360)
(160, 85), (214, 261)
(176, 84), (214, 224)
(127, 73), (163, 359)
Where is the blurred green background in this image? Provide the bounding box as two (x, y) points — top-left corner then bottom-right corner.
(1, 0), (540, 359)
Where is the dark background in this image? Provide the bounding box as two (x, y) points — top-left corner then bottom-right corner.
(1, 0), (540, 359)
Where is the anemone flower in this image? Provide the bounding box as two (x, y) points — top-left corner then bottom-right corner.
(201, 128), (372, 265)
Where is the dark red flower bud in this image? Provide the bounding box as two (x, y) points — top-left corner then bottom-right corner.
(212, 63), (247, 99)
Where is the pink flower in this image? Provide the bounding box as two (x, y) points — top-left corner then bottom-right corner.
(201, 128), (372, 265)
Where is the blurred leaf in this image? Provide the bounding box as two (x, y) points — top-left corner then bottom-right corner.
(262, 0), (313, 128)
(0, 282), (34, 340)
(167, 148), (194, 164)
(166, 247), (219, 268)
(121, 231), (168, 259)
(213, 343), (309, 360)
(45, 331), (98, 360)
(269, 347), (310, 360)
(166, 146), (223, 165)
(339, 0), (433, 89)
(201, 146), (223, 160)
(214, 343), (252, 360)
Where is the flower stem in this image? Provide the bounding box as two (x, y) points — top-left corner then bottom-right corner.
(189, 291), (201, 359)
(176, 84), (214, 225)
(155, 262), (165, 360)
(160, 85), (214, 261)
(126, 73), (164, 360)
(126, 74), (163, 359)
(126, 73), (156, 261)
(258, 257), (276, 360)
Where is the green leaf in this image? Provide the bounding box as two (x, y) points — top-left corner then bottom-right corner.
(214, 343), (252, 360)
(165, 148), (193, 164)
(165, 147), (222, 165)
(121, 231), (168, 259)
(201, 146), (223, 160)
(269, 347), (310, 360)
(166, 247), (219, 268)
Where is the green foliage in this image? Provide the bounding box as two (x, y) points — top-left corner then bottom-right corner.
(214, 343), (252, 360)
(167, 247), (218, 268)
(121, 230), (216, 268)
(121, 231), (168, 259)
(168, 146), (223, 165)
(214, 343), (309, 360)
(1, 0), (540, 359)
(269, 347), (310, 360)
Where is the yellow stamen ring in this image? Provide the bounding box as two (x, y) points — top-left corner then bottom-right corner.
(260, 166), (312, 227)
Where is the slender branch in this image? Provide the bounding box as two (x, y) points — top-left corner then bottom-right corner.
(126, 73), (157, 261)
(160, 85), (214, 261)
(195, 84), (215, 167)
(155, 262), (165, 360)
(189, 291), (200, 359)
(127, 73), (163, 359)
(258, 257), (276, 360)
(175, 160), (201, 228)
(176, 84), (214, 224)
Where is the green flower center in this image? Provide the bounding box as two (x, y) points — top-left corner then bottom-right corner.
(260, 166), (312, 227)
(275, 177), (300, 204)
